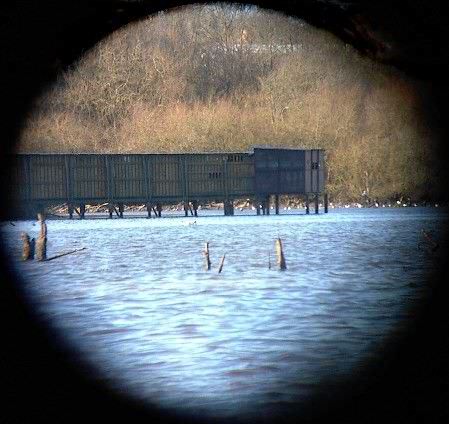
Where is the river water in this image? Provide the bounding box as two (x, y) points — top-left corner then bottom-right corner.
(1, 207), (447, 419)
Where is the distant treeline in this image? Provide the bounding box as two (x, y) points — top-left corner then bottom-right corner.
(19, 4), (443, 203)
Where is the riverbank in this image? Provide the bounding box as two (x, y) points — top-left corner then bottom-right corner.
(44, 197), (445, 217)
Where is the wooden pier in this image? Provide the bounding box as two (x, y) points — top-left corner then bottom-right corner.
(8, 147), (327, 218)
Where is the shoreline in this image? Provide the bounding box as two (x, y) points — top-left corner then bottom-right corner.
(45, 199), (445, 216)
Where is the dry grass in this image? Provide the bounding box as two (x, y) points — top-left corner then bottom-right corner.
(17, 4), (440, 202)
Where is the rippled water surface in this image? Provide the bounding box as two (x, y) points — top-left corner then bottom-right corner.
(2, 208), (447, 418)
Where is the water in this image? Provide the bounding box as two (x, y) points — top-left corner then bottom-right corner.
(1, 208), (447, 419)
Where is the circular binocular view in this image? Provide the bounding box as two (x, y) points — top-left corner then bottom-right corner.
(1, 3), (447, 420)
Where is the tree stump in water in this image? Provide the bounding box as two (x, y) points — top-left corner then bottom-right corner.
(35, 213), (47, 261)
(217, 254), (226, 273)
(275, 238), (287, 270)
(21, 232), (34, 261)
(203, 242), (211, 271)
(35, 237), (47, 261)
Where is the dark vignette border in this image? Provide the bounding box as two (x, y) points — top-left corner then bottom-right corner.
(0, 1), (448, 423)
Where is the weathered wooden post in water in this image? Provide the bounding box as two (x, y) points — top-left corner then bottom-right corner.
(21, 232), (34, 261)
(306, 195), (310, 215)
(192, 200), (199, 217)
(324, 193), (329, 213)
(218, 254), (226, 273)
(314, 194), (319, 214)
(265, 196), (270, 215)
(35, 213), (47, 261)
(156, 203), (162, 218)
(224, 200), (234, 216)
(275, 195), (280, 215)
(275, 238), (287, 270)
(203, 242), (211, 271)
(80, 204), (86, 219)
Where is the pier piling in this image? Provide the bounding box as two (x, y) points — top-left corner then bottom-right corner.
(192, 200), (199, 217)
(266, 196), (270, 215)
(218, 254), (226, 273)
(224, 200), (234, 216)
(80, 204), (86, 219)
(35, 213), (47, 261)
(21, 232), (34, 261)
(275, 238), (287, 270)
(203, 242), (211, 271)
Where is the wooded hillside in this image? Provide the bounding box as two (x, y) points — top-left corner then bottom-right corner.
(18, 4), (441, 203)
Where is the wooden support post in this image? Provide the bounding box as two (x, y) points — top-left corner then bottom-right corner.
(21, 232), (34, 261)
(224, 200), (234, 216)
(256, 201), (261, 215)
(108, 204), (114, 219)
(324, 193), (329, 213)
(217, 254), (226, 273)
(152, 206), (158, 217)
(275, 195), (280, 215)
(266, 196), (270, 215)
(184, 202), (194, 216)
(146, 203), (152, 218)
(118, 203), (124, 218)
(80, 204), (86, 219)
(314, 194), (319, 214)
(203, 242), (211, 271)
(156, 203), (162, 218)
(275, 238), (287, 270)
(192, 200), (198, 217)
(35, 237), (47, 261)
(35, 213), (47, 261)
(68, 204), (74, 219)
(306, 195), (310, 215)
